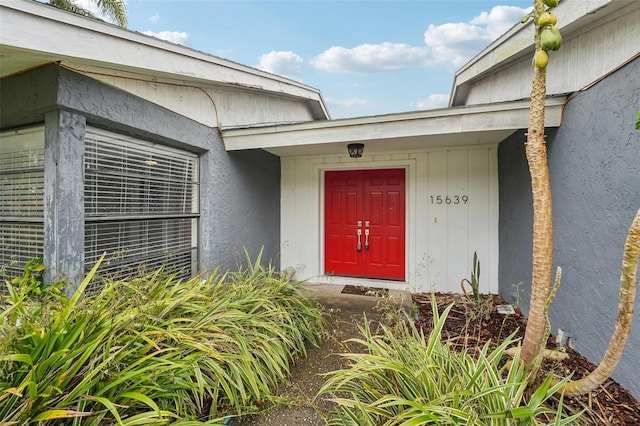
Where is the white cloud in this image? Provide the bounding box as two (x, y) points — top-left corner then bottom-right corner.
(423, 22), (491, 69)
(470, 5), (532, 39)
(257, 51), (304, 81)
(213, 48), (234, 58)
(310, 5), (530, 74)
(149, 13), (160, 23)
(325, 97), (370, 108)
(310, 43), (429, 74)
(424, 5), (531, 69)
(413, 94), (450, 110)
(142, 30), (189, 45)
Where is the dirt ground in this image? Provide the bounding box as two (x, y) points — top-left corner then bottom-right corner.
(238, 287), (640, 425)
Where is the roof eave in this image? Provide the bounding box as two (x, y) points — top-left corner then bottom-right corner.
(0, 0), (330, 120)
(222, 97), (566, 156)
(450, 0), (626, 106)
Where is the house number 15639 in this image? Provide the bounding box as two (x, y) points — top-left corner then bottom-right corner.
(430, 195), (469, 205)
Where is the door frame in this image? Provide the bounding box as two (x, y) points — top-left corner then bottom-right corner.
(319, 163), (413, 285)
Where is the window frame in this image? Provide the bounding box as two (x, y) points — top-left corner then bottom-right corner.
(83, 127), (200, 280)
(0, 125), (45, 282)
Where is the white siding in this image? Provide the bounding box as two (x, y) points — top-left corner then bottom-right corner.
(65, 64), (318, 128)
(281, 145), (499, 294)
(463, 3), (640, 106)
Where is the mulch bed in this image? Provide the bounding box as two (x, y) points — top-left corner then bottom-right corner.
(412, 292), (640, 425)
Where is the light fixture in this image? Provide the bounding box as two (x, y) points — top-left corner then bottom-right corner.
(144, 159), (158, 166)
(347, 143), (364, 158)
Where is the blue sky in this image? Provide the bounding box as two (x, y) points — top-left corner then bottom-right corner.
(88, 0), (533, 119)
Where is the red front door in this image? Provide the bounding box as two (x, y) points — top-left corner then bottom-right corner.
(324, 169), (405, 280)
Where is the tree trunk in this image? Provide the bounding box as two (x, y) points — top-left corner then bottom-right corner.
(519, 1), (638, 396)
(520, 0), (554, 368)
(561, 209), (640, 396)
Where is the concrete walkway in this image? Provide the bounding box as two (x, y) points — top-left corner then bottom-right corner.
(304, 282), (411, 320)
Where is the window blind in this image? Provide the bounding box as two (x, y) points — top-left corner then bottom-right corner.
(0, 126), (45, 285)
(84, 128), (199, 281)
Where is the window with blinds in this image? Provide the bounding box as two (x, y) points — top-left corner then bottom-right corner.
(0, 126), (45, 285)
(84, 128), (199, 280)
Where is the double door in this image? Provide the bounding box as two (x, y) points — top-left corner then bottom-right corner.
(324, 169), (405, 280)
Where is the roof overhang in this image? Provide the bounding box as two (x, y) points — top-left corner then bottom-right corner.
(222, 97), (566, 157)
(451, 0), (630, 106)
(0, 0), (329, 120)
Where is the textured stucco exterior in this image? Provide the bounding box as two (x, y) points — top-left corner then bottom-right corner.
(223, 150), (281, 269)
(1, 64), (281, 285)
(43, 110), (86, 287)
(498, 129), (534, 306)
(499, 56), (640, 397)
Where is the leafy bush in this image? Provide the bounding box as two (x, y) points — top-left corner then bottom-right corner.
(319, 297), (583, 425)
(0, 252), (324, 424)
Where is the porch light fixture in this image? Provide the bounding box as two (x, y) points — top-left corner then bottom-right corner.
(347, 143), (364, 158)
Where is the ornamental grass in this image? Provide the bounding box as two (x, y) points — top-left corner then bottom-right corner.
(0, 251), (324, 424)
(319, 296), (584, 425)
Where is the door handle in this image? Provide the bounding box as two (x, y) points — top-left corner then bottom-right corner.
(364, 229), (370, 251)
(357, 229), (362, 251)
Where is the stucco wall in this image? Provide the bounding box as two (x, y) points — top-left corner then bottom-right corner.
(497, 129), (534, 307)
(1, 64), (281, 281)
(221, 150), (281, 271)
(499, 56), (640, 397)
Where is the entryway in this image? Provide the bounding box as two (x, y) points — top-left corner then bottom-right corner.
(324, 168), (405, 280)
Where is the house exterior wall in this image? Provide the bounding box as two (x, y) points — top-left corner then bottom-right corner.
(1, 64), (281, 286)
(499, 56), (640, 397)
(497, 130), (534, 305)
(43, 110), (86, 287)
(461, 2), (640, 106)
(71, 64), (319, 128)
(215, 149), (281, 271)
(1, 0), (328, 125)
(280, 145), (499, 294)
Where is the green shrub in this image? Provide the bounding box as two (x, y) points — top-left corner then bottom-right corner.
(319, 297), (583, 425)
(0, 252), (324, 424)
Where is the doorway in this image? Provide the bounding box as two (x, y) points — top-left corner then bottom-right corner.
(324, 169), (405, 280)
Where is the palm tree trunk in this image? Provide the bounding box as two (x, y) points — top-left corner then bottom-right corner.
(520, 0), (554, 368)
(561, 209), (640, 396)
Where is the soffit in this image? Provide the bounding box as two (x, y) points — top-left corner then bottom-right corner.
(0, 0), (329, 120)
(222, 97), (566, 157)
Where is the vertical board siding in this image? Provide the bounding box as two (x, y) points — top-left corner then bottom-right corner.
(281, 146), (498, 293)
(419, 149), (496, 293)
(464, 5), (639, 106)
(74, 64), (318, 129)
(78, 67), (217, 127)
(281, 157), (318, 278)
(424, 151), (449, 289)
